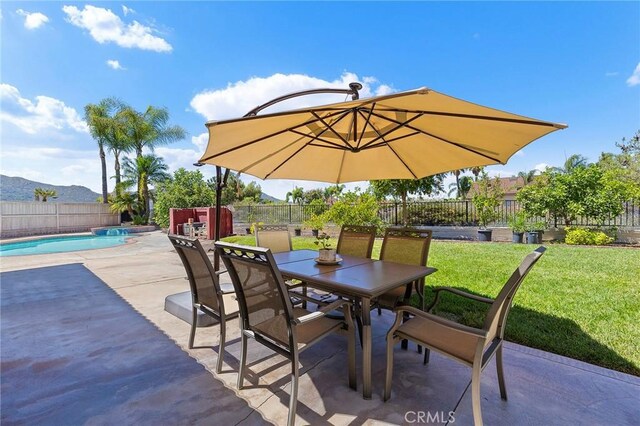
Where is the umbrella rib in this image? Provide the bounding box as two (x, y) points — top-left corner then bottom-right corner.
(383, 140), (419, 180)
(289, 129), (348, 150)
(356, 105), (376, 148)
(360, 130), (422, 150)
(311, 111), (355, 150)
(263, 138), (317, 180)
(366, 110), (503, 163)
(199, 109), (348, 162)
(357, 112), (424, 150)
(370, 107), (562, 128)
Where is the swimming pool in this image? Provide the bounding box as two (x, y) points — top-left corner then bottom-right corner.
(0, 235), (131, 257)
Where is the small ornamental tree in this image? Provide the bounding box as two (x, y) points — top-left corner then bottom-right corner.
(472, 173), (504, 228)
(153, 169), (216, 228)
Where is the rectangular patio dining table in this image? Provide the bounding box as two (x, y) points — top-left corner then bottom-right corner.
(272, 249), (436, 399)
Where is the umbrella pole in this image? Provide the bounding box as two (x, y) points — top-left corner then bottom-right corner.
(205, 82), (363, 272)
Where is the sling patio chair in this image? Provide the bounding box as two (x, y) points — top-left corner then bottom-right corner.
(384, 247), (547, 426)
(215, 241), (357, 426)
(373, 227), (433, 315)
(336, 224), (377, 259)
(254, 224), (308, 307)
(168, 235), (239, 373)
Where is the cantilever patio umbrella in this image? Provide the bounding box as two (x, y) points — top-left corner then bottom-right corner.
(197, 83), (566, 266)
(198, 85), (567, 183)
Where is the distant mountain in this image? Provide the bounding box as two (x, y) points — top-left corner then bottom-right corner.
(0, 175), (102, 203)
(260, 192), (281, 203)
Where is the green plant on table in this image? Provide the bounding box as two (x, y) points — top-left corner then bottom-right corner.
(314, 232), (332, 249)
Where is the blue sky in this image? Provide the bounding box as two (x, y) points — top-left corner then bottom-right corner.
(1, 1), (639, 199)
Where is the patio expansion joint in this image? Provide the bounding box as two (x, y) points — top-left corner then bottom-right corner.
(506, 343), (640, 386)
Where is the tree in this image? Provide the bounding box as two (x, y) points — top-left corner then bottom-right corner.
(517, 169), (538, 185)
(286, 186), (305, 204)
(119, 105), (186, 159)
(109, 184), (137, 219)
(85, 99), (117, 203)
(447, 175), (472, 199)
(599, 130), (640, 199)
(369, 176), (444, 226)
(153, 169), (216, 228)
(322, 190), (382, 230)
(552, 154), (589, 174)
(324, 184), (345, 204)
(471, 172), (504, 228)
(122, 154), (170, 221)
(33, 188), (57, 202)
(242, 181), (262, 203)
(302, 188), (325, 204)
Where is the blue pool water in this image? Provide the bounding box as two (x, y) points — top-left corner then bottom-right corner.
(0, 235), (130, 257)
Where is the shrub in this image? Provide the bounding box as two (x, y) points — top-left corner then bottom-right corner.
(565, 227), (614, 245)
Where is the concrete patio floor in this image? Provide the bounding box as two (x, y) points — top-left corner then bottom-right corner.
(2, 231), (639, 425)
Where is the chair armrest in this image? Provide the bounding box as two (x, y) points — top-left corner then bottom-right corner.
(394, 304), (487, 338)
(293, 299), (350, 325)
(433, 287), (495, 304)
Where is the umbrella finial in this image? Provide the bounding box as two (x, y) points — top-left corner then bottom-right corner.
(349, 82), (363, 100)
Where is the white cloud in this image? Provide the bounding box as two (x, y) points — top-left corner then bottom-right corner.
(533, 163), (551, 172)
(122, 5), (135, 16)
(191, 132), (209, 152)
(62, 5), (172, 53)
(16, 9), (49, 29)
(106, 59), (125, 70)
(0, 84), (88, 134)
(626, 63), (640, 87)
(190, 72), (395, 120)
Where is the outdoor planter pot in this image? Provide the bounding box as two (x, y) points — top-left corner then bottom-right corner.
(312, 229), (319, 237)
(294, 228), (301, 236)
(318, 248), (337, 262)
(477, 229), (493, 242)
(512, 231), (524, 243)
(527, 231), (541, 244)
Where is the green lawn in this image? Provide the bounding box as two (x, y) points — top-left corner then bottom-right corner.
(221, 235), (640, 375)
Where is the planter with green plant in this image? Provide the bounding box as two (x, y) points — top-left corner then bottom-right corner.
(472, 173), (504, 241)
(507, 212), (527, 243)
(314, 232), (337, 262)
(304, 213), (326, 238)
(294, 227), (302, 236)
(525, 220), (547, 244)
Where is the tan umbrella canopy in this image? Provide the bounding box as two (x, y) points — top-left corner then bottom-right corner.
(198, 87), (567, 183)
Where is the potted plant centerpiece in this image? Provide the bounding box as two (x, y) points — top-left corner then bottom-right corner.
(507, 212), (527, 243)
(472, 173), (504, 241)
(314, 232), (337, 262)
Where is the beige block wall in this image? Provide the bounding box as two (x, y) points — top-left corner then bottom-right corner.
(0, 202), (119, 238)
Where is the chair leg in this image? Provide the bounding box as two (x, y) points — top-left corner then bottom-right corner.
(423, 348), (431, 365)
(496, 345), (508, 400)
(301, 285), (307, 310)
(237, 333), (248, 389)
(287, 355), (300, 426)
(345, 307), (357, 390)
(471, 364), (483, 426)
(377, 306), (382, 316)
(384, 335), (396, 401)
(216, 317), (226, 374)
(188, 307), (197, 349)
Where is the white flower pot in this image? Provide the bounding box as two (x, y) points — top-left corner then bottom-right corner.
(318, 248), (336, 262)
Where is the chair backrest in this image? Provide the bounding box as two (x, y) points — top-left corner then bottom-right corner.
(254, 224), (292, 253)
(168, 235), (221, 313)
(336, 224), (377, 258)
(215, 241), (295, 350)
(483, 246), (546, 342)
(379, 227), (432, 267)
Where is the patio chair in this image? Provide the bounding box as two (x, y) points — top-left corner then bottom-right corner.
(254, 224), (308, 307)
(168, 235), (238, 373)
(373, 227), (433, 314)
(384, 247), (547, 426)
(215, 242), (357, 426)
(336, 224), (377, 258)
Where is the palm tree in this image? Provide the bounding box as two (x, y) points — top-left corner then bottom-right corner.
(119, 105), (186, 159)
(85, 100), (115, 203)
(471, 166), (483, 181)
(109, 183), (137, 219)
(34, 188), (57, 202)
(447, 175), (472, 199)
(122, 154), (170, 221)
(553, 154), (588, 173)
(286, 186), (305, 204)
(517, 169), (537, 185)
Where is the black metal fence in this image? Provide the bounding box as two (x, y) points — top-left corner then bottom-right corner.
(233, 200), (640, 228)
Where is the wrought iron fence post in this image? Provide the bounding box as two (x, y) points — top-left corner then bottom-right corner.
(288, 204), (292, 224)
(465, 201), (469, 225)
(394, 203), (399, 226)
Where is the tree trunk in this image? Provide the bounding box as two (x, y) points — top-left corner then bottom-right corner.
(114, 153), (121, 195)
(142, 180), (150, 221)
(100, 144), (108, 203)
(401, 191), (408, 226)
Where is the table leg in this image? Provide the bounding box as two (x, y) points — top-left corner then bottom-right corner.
(361, 297), (372, 399)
